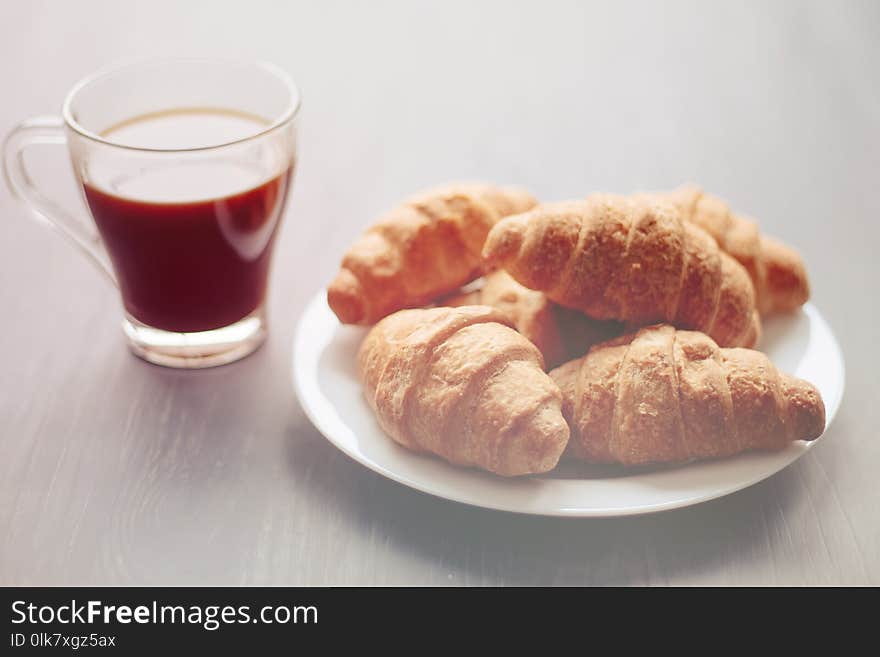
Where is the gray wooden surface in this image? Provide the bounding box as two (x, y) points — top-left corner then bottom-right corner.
(1, 0), (878, 586)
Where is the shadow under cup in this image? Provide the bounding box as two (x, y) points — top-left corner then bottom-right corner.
(6, 59), (300, 368)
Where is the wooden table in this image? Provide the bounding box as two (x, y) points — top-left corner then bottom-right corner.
(2, 0), (877, 586)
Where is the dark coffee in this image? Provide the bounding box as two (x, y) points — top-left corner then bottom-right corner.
(83, 110), (292, 333)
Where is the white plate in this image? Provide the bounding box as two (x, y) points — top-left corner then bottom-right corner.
(292, 293), (844, 517)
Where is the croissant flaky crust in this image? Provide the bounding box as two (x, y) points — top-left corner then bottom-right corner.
(549, 324), (825, 466)
(657, 185), (810, 315)
(442, 270), (622, 369)
(358, 306), (570, 476)
(442, 271), (566, 369)
(328, 183), (537, 325)
(483, 195), (761, 347)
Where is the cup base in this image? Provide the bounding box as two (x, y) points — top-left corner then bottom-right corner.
(122, 306), (267, 369)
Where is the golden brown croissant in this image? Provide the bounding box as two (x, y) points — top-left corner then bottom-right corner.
(550, 324), (825, 466)
(441, 270), (622, 369)
(657, 185), (810, 314)
(358, 306), (570, 476)
(328, 183), (537, 325)
(483, 195), (761, 347)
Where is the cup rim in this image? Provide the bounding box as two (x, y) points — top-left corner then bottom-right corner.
(61, 57), (301, 153)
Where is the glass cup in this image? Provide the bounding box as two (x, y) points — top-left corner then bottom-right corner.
(3, 58), (300, 368)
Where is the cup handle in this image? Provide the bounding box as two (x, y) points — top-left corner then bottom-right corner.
(3, 116), (116, 285)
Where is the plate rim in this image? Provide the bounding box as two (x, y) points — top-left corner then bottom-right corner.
(292, 292), (845, 518)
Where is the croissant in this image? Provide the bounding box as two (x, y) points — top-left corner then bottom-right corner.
(358, 306), (570, 476)
(550, 324), (825, 466)
(442, 270), (622, 369)
(482, 195), (761, 347)
(657, 185), (810, 314)
(328, 183), (537, 325)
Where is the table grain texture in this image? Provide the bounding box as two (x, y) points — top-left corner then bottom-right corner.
(1, 0), (878, 586)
